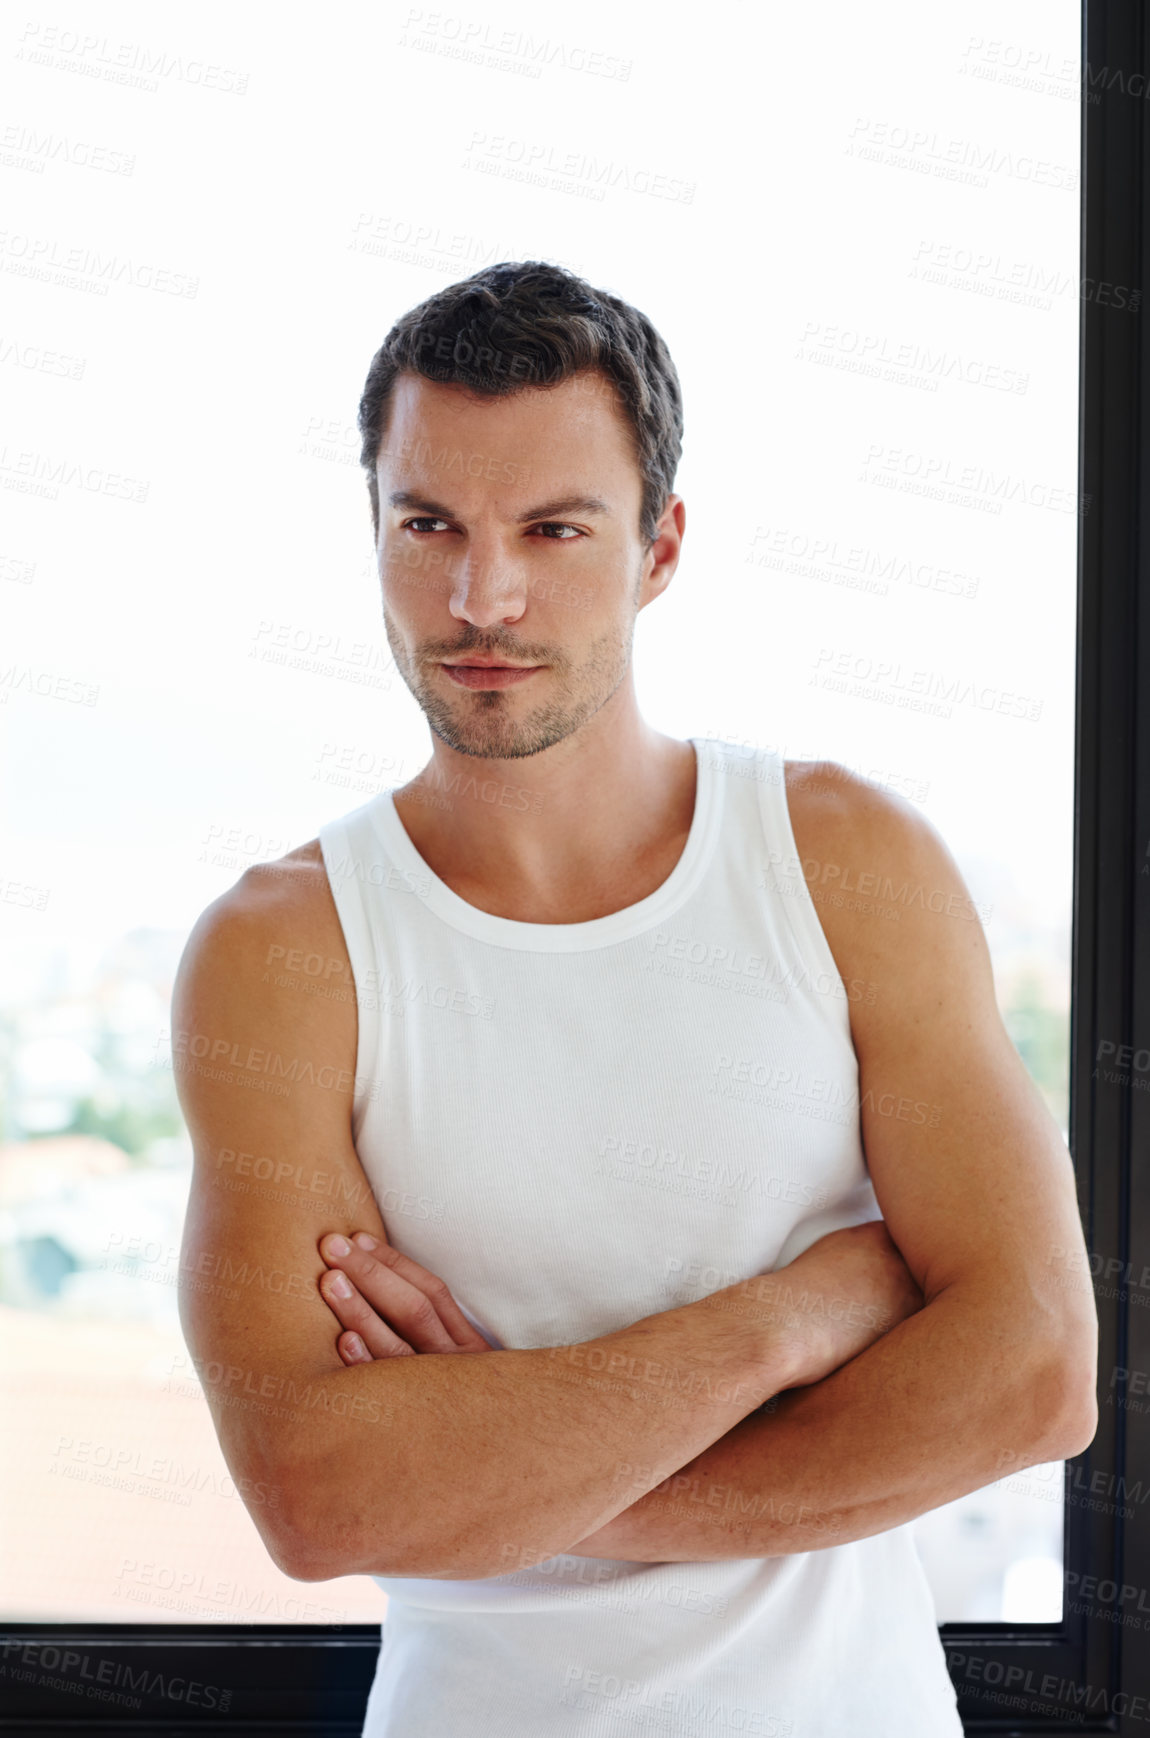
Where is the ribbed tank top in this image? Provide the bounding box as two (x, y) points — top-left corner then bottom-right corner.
(317, 737), (963, 1738)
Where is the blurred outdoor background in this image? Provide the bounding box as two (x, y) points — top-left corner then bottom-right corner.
(2, 0), (1082, 1623)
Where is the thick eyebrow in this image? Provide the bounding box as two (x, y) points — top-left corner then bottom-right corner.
(387, 490), (611, 524)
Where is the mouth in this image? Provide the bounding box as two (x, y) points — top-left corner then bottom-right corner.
(440, 660), (544, 690)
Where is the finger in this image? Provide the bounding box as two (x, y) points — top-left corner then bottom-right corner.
(338, 1328), (411, 1365)
(348, 1231), (491, 1350)
(350, 1232), (492, 1351)
(319, 1234), (459, 1353)
(319, 1231), (486, 1354)
(317, 1265), (419, 1359)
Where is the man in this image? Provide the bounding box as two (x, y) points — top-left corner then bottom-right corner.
(173, 260), (1098, 1736)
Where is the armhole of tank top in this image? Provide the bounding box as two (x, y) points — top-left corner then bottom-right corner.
(317, 810), (382, 1149)
(754, 748), (853, 1033)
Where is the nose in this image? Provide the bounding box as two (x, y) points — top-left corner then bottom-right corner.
(447, 545), (529, 630)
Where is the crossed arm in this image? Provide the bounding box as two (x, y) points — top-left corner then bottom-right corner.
(311, 1248), (1092, 1569)
(175, 768), (1098, 1580)
(564, 758), (1102, 1559)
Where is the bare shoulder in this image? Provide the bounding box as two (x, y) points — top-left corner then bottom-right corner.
(782, 758), (943, 872)
(172, 836), (356, 1072)
(179, 837), (348, 973)
(217, 836), (335, 922)
(780, 759), (996, 1037)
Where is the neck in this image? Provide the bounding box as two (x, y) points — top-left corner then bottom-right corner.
(392, 689), (697, 924)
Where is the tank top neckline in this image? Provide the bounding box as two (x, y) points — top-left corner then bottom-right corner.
(370, 736), (723, 953)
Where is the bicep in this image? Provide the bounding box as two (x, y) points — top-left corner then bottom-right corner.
(172, 870), (387, 1525)
(796, 769), (1094, 1343)
(855, 947), (1099, 1436)
(858, 963), (1085, 1316)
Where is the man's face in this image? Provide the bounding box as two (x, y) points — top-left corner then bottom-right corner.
(374, 367), (676, 761)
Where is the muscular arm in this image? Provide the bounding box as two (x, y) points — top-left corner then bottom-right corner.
(566, 763), (1099, 1561)
(175, 844), (852, 1585)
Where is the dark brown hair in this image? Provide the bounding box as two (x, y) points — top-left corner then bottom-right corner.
(357, 260), (683, 546)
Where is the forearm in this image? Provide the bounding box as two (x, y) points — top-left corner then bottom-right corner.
(274, 1292), (801, 1582)
(568, 1280), (1083, 1562)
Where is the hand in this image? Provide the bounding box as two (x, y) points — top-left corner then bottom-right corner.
(694, 1220), (923, 1398)
(317, 1230), (492, 1366)
(760, 1220), (924, 1388)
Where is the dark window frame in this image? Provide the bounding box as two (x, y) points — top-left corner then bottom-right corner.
(1, 3), (1145, 1729)
(941, 3), (1150, 1729)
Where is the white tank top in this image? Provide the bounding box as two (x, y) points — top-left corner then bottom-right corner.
(317, 737), (963, 1738)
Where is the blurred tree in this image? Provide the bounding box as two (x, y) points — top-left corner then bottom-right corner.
(57, 1094), (182, 1159)
(1001, 969), (1070, 1134)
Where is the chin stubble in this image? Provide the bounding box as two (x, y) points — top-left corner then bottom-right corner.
(382, 608), (637, 762)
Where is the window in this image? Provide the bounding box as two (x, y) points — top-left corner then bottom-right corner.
(2, 0), (1142, 1729)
